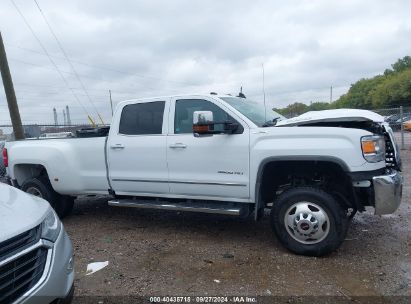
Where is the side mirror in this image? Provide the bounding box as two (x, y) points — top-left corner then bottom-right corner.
(224, 121), (239, 133)
(193, 111), (214, 134)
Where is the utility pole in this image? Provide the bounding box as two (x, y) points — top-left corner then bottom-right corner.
(63, 109), (67, 125)
(330, 86), (333, 103)
(262, 64), (267, 121)
(0, 32), (25, 139)
(53, 107), (58, 125)
(109, 90), (114, 117)
(66, 105), (71, 125)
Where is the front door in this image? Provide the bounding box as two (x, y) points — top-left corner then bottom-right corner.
(167, 97), (250, 201)
(108, 98), (169, 196)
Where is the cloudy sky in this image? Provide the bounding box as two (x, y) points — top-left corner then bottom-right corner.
(0, 0), (410, 125)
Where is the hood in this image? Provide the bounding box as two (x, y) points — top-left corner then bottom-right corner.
(0, 183), (50, 242)
(276, 109), (384, 127)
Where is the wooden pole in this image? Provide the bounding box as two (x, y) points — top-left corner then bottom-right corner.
(0, 32), (25, 140)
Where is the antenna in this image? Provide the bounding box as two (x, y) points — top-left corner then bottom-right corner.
(237, 86), (246, 98)
(262, 63), (267, 121)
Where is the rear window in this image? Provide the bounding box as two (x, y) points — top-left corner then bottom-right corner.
(119, 101), (165, 135)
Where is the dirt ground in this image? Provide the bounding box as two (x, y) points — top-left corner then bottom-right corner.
(63, 151), (411, 301)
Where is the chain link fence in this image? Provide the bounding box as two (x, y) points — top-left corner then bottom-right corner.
(373, 106), (411, 150)
(0, 107), (410, 178)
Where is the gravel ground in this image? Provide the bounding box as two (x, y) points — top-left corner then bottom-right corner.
(62, 151), (411, 301)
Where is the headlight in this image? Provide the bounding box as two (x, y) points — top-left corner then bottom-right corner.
(41, 209), (61, 242)
(361, 135), (385, 163)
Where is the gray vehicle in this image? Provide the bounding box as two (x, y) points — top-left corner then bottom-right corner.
(0, 183), (74, 304)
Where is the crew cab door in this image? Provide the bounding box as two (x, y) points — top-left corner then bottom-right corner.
(107, 98), (169, 195)
(167, 96), (250, 201)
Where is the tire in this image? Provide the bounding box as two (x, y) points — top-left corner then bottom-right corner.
(21, 176), (74, 218)
(271, 187), (348, 257)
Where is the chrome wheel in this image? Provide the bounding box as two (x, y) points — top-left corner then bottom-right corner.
(26, 186), (43, 198)
(284, 201), (330, 244)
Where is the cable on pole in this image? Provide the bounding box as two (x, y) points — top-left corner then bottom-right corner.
(33, 0), (104, 125)
(10, 0), (95, 125)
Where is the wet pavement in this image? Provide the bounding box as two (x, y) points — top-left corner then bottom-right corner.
(63, 151), (411, 300)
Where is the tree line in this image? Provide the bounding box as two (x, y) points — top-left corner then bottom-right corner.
(274, 56), (411, 117)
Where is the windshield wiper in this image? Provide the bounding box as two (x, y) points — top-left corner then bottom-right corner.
(262, 117), (280, 127)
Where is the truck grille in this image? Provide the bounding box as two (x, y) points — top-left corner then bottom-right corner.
(383, 129), (401, 170)
(0, 247), (48, 304)
(0, 226), (40, 261)
(384, 133), (396, 168)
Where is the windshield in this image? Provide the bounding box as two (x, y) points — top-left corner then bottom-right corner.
(220, 97), (285, 127)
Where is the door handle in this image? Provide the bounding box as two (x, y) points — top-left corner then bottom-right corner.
(169, 143), (187, 149)
(110, 144), (125, 149)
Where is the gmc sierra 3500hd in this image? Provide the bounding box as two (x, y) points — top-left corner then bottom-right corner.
(3, 94), (403, 256)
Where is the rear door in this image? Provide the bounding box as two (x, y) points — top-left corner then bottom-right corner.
(107, 98), (169, 195)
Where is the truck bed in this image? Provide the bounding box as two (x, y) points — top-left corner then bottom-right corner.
(6, 136), (109, 195)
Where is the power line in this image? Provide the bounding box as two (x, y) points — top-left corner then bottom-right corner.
(8, 57), (106, 81)
(33, 0), (104, 124)
(11, 82), (115, 92)
(8, 56), (181, 93)
(10, 0), (95, 124)
(6, 43), (199, 87)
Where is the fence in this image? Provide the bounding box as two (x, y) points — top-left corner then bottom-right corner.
(280, 106), (411, 150)
(0, 107), (410, 177)
(373, 106), (411, 150)
(0, 124), (95, 141)
(0, 124), (95, 177)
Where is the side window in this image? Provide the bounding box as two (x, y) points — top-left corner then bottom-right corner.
(174, 99), (234, 134)
(119, 101), (165, 135)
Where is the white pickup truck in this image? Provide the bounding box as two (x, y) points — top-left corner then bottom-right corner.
(3, 94), (403, 256)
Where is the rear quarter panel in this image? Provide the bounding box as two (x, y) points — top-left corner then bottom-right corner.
(7, 137), (108, 195)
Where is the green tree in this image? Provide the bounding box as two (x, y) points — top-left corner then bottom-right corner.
(333, 76), (385, 109)
(391, 56), (411, 73)
(275, 55), (411, 115)
(370, 69), (411, 108)
(274, 102), (308, 117)
(309, 102), (331, 111)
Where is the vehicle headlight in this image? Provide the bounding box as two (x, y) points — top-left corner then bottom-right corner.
(361, 135), (385, 163)
(41, 209), (61, 242)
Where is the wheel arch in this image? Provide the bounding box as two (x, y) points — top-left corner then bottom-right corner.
(13, 163), (52, 188)
(254, 156), (352, 221)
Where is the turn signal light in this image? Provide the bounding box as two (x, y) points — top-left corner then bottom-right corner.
(361, 140), (376, 154)
(361, 135), (385, 163)
(193, 125), (209, 133)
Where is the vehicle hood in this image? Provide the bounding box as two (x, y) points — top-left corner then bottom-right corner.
(0, 183), (49, 242)
(276, 109), (384, 127)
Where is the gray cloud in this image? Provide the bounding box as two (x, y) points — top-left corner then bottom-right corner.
(0, 0), (410, 124)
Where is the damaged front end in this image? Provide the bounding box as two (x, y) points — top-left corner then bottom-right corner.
(277, 109), (403, 214)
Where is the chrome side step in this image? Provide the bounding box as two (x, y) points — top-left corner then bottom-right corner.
(108, 199), (248, 216)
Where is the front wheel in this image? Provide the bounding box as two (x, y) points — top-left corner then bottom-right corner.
(271, 187), (348, 256)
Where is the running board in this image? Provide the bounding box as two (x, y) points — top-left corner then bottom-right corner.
(108, 199), (249, 216)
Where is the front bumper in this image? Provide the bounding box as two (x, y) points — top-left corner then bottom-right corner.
(373, 170), (403, 215)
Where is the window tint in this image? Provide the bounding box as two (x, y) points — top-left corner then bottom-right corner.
(119, 101), (165, 135)
(174, 99), (233, 134)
